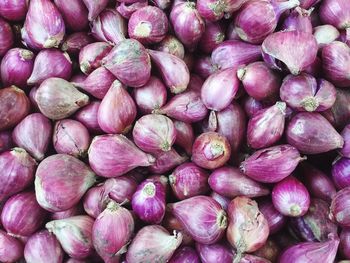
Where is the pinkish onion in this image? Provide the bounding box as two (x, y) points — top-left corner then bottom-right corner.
(169, 162), (209, 200)
(0, 86), (30, 131)
(88, 134), (155, 178)
(148, 147), (188, 174)
(193, 56), (218, 79)
(51, 205), (82, 220)
(1, 48), (34, 88)
(12, 113), (52, 160)
(92, 201), (134, 262)
(156, 35), (185, 59)
(211, 40), (262, 70)
(259, 199), (286, 234)
(280, 73), (337, 112)
(332, 157), (350, 189)
(74, 101), (102, 134)
(199, 21), (225, 54)
(272, 176), (310, 217)
(262, 30), (318, 75)
(304, 56), (323, 77)
(314, 25), (340, 48)
(73, 67), (115, 100)
(170, 2), (205, 51)
(237, 61), (281, 101)
(170, 246), (200, 263)
(208, 166), (269, 199)
(53, 119), (90, 158)
(97, 80), (136, 134)
(319, 0), (350, 29)
(187, 74), (204, 93)
(83, 183), (110, 218)
(0, 18), (13, 57)
(286, 112), (344, 154)
(35, 154), (96, 212)
(46, 215), (94, 259)
(91, 8), (127, 45)
(82, 0), (109, 21)
(132, 76), (167, 114)
(281, 7), (313, 34)
(54, 0), (89, 31)
(61, 32), (94, 55)
(173, 120), (194, 155)
(27, 49), (72, 85)
(330, 187), (350, 227)
(242, 96), (266, 118)
(247, 101), (286, 149)
(79, 42), (112, 75)
(0, 131), (13, 153)
(117, 1), (149, 19)
(341, 124), (350, 158)
(196, 242), (234, 263)
(0, 229), (24, 262)
(170, 196), (227, 244)
(299, 0), (320, 9)
(148, 49), (189, 93)
(162, 211), (193, 246)
(0, 0), (28, 21)
(253, 239), (280, 263)
(133, 114), (176, 153)
(155, 91), (208, 123)
(152, 0), (170, 10)
(70, 74), (87, 85)
(240, 144), (303, 183)
(22, 0), (65, 49)
(103, 39), (151, 88)
(126, 225), (182, 263)
(0, 148), (36, 202)
(340, 228), (350, 259)
(226, 196), (269, 259)
(128, 6), (168, 44)
(192, 132), (231, 169)
(1, 191), (48, 237)
(35, 78), (89, 120)
(201, 67), (239, 111)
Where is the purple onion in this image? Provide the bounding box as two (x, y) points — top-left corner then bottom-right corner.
(340, 228), (350, 259)
(0, 0), (28, 21)
(300, 0), (320, 9)
(54, 0), (89, 31)
(196, 242), (234, 263)
(91, 8), (127, 45)
(0, 18), (13, 56)
(210, 192), (230, 210)
(211, 40), (262, 70)
(287, 112), (344, 154)
(61, 32), (94, 55)
(12, 113), (52, 160)
(173, 120), (194, 155)
(314, 24), (340, 48)
(82, 0), (109, 21)
(332, 157), (350, 189)
(193, 56), (218, 79)
(74, 101), (102, 134)
(247, 101), (286, 149)
(259, 199), (286, 234)
(51, 205), (82, 220)
(242, 96), (266, 118)
(330, 187), (350, 227)
(103, 39), (151, 88)
(117, 1), (149, 19)
(79, 42), (112, 75)
(156, 35), (185, 59)
(282, 7), (313, 34)
(199, 21), (225, 54)
(341, 124), (350, 158)
(22, 0), (65, 49)
(240, 144), (303, 183)
(0, 130), (13, 153)
(272, 176), (310, 217)
(319, 0), (350, 29)
(128, 6), (168, 44)
(1, 48), (34, 88)
(148, 147), (188, 174)
(28, 49), (72, 85)
(262, 30), (318, 75)
(169, 246), (200, 263)
(88, 134), (155, 178)
(0, 229), (24, 262)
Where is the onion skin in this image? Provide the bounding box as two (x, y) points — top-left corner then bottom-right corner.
(279, 235), (339, 263)
(74, 101), (102, 134)
(192, 132), (231, 170)
(289, 198), (338, 242)
(193, 56), (218, 79)
(46, 215), (94, 259)
(247, 101), (286, 149)
(240, 144), (303, 183)
(126, 225), (182, 263)
(35, 78), (90, 120)
(92, 201), (134, 262)
(340, 228), (350, 259)
(196, 242), (234, 263)
(1, 48), (34, 88)
(262, 30), (318, 75)
(319, 0), (350, 29)
(51, 205), (82, 220)
(253, 239), (280, 263)
(35, 154), (96, 212)
(103, 39), (151, 88)
(162, 211), (193, 246)
(226, 196), (269, 256)
(199, 21), (225, 54)
(79, 42), (112, 75)
(22, 0), (65, 49)
(173, 120), (194, 155)
(54, 0), (89, 31)
(170, 2), (205, 51)
(156, 35), (185, 59)
(61, 32), (94, 55)
(282, 7), (313, 34)
(148, 49), (190, 94)
(330, 187), (350, 227)
(132, 76), (167, 114)
(322, 41), (350, 87)
(24, 230), (64, 263)
(169, 162), (209, 200)
(128, 6), (168, 44)
(332, 157), (350, 189)
(210, 192), (230, 210)
(88, 134), (155, 178)
(201, 67), (239, 111)
(0, 86), (30, 131)
(196, 0), (225, 22)
(0, 131), (13, 153)
(170, 196), (227, 244)
(272, 176), (310, 217)
(82, 0), (109, 21)
(342, 124), (350, 158)
(242, 96), (266, 118)
(117, 1), (149, 19)
(314, 25), (340, 48)
(148, 147), (188, 174)
(211, 40), (262, 70)
(169, 246), (200, 263)
(0, 148), (36, 202)
(286, 112), (344, 154)
(132, 178), (166, 224)
(0, 229), (24, 262)
(0, 18), (13, 57)
(259, 199), (286, 234)
(0, 0), (28, 21)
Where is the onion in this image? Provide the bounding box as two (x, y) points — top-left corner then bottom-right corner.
(281, 7), (313, 34)
(340, 228), (350, 259)
(299, 0), (320, 9)
(332, 157), (350, 189)
(74, 101), (102, 134)
(82, 0), (109, 21)
(88, 134), (155, 178)
(0, 229), (24, 262)
(253, 239), (280, 263)
(341, 124), (350, 158)
(172, 121), (193, 155)
(0, 131), (13, 153)
(61, 32), (94, 55)
(314, 25), (340, 48)
(210, 192), (230, 210)
(319, 0), (350, 29)
(156, 35), (185, 59)
(1, 48), (34, 88)
(0, 0), (28, 21)
(117, 1), (149, 19)
(193, 56), (218, 79)
(54, 0), (89, 31)
(286, 112), (344, 154)
(330, 186), (350, 227)
(35, 154), (96, 212)
(79, 42), (112, 75)
(199, 21), (225, 54)
(169, 246), (200, 263)
(0, 18), (13, 57)
(170, 196), (227, 244)
(24, 230), (64, 263)
(242, 96), (266, 118)
(259, 199), (286, 234)
(148, 148), (188, 174)
(51, 205), (82, 220)
(196, 242), (234, 263)
(28, 49), (72, 85)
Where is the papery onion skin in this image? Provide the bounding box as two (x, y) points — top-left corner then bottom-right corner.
(79, 42), (112, 75)
(54, 0), (89, 31)
(83, 0), (109, 21)
(314, 25), (340, 48)
(148, 147), (188, 174)
(282, 6), (313, 34)
(259, 199), (286, 234)
(61, 32), (94, 55)
(319, 0), (350, 29)
(0, 229), (24, 262)
(156, 35), (185, 59)
(74, 101), (102, 134)
(330, 186), (350, 227)
(0, 0), (28, 21)
(117, 1), (149, 20)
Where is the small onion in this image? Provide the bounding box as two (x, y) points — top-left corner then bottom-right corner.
(330, 186), (350, 227)
(196, 242), (234, 263)
(0, 18), (13, 57)
(340, 228), (350, 259)
(0, 229), (24, 262)
(0, 131), (13, 153)
(79, 42), (112, 75)
(117, 1), (149, 19)
(199, 21), (225, 54)
(314, 24), (340, 48)
(193, 56), (218, 79)
(148, 148), (188, 174)
(54, 0), (89, 31)
(281, 7), (313, 34)
(319, 0), (350, 29)
(83, 0), (109, 21)
(0, 0), (28, 21)
(74, 101), (102, 134)
(169, 246), (200, 263)
(259, 199), (286, 234)
(156, 35), (185, 59)
(61, 32), (94, 55)
(173, 121), (194, 155)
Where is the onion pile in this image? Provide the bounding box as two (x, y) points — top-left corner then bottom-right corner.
(1, 0), (350, 262)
